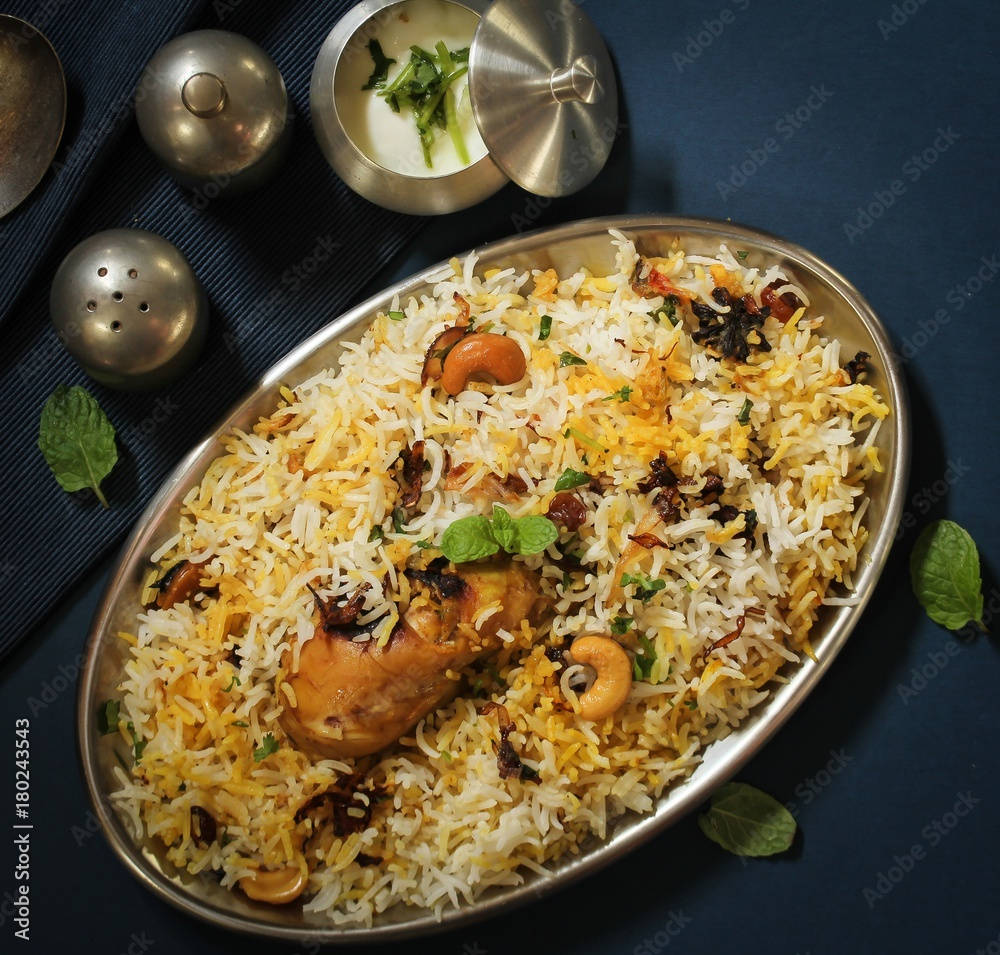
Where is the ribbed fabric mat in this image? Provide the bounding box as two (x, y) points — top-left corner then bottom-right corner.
(0, 0), (424, 658)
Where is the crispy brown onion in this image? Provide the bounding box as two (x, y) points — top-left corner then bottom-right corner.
(398, 440), (425, 508)
(704, 615), (746, 658)
(421, 325), (470, 386)
(308, 582), (371, 632)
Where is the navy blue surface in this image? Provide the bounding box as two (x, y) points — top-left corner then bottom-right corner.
(0, 0), (424, 656)
(1, 1), (999, 954)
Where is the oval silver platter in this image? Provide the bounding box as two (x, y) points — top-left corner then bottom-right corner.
(78, 215), (910, 943)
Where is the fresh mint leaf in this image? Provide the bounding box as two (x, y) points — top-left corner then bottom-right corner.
(539, 315), (552, 340)
(253, 733), (279, 762)
(97, 699), (119, 735)
(490, 504), (516, 551)
(440, 515), (499, 563)
(559, 351), (587, 367)
(910, 520), (987, 631)
(392, 507), (407, 534)
(368, 526), (384, 542)
(698, 782), (796, 857)
(38, 385), (118, 507)
(611, 616), (633, 636)
(735, 250), (749, 262)
(554, 468), (591, 492)
(440, 508), (557, 562)
(511, 515), (558, 555)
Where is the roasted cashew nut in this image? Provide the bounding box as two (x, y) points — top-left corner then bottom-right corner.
(570, 635), (633, 721)
(440, 333), (527, 396)
(238, 863), (308, 905)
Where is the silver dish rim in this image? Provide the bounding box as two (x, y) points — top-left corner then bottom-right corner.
(77, 214), (910, 944)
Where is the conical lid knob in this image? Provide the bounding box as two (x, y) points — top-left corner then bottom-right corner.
(469, 0), (617, 197)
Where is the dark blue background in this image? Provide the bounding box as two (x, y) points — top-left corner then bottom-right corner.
(1, 1), (998, 954)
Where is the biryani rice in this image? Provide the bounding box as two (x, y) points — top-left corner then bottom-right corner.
(111, 231), (888, 924)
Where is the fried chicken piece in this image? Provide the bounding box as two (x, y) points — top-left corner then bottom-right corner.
(279, 562), (543, 759)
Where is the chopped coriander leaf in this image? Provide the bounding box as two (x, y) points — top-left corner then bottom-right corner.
(735, 250), (749, 262)
(415, 539), (432, 549)
(651, 295), (679, 326)
(602, 385), (633, 403)
(392, 507), (407, 533)
(559, 351), (587, 367)
(685, 699), (698, 710)
(232, 721), (249, 728)
(620, 572), (666, 602)
(632, 634), (657, 681)
(361, 39), (396, 90)
(97, 699), (119, 735)
(538, 315), (553, 340)
(368, 526), (385, 542)
(253, 733), (279, 762)
(370, 41), (472, 169)
(440, 750), (453, 763)
(564, 427), (607, 452)
(126, 721), (147, 761)
(387, 310), (406, 321)
(562, 572), (573, 591)
(737, 397), (753, 426)
(610, 616), (633, 636)
(554, 467), (591, 491)
(222, 674), (241, 693)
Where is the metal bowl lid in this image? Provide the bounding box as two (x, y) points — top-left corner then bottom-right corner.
(136, 30), (290, 185)
(468, 0), (617, 197)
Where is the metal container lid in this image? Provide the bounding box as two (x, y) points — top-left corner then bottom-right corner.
(469, 0), (617, 197)
(136, 30), (291, 191)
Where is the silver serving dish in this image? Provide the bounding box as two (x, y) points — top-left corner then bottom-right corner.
(78, 216), (910, 943)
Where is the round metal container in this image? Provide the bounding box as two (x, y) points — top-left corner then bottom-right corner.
(136, 30), (292, 192)
(310, 0), (617, 214)
(50, 229), (208, 390)
(0, 15), (66, 218)
(78, 216), (909, 944)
